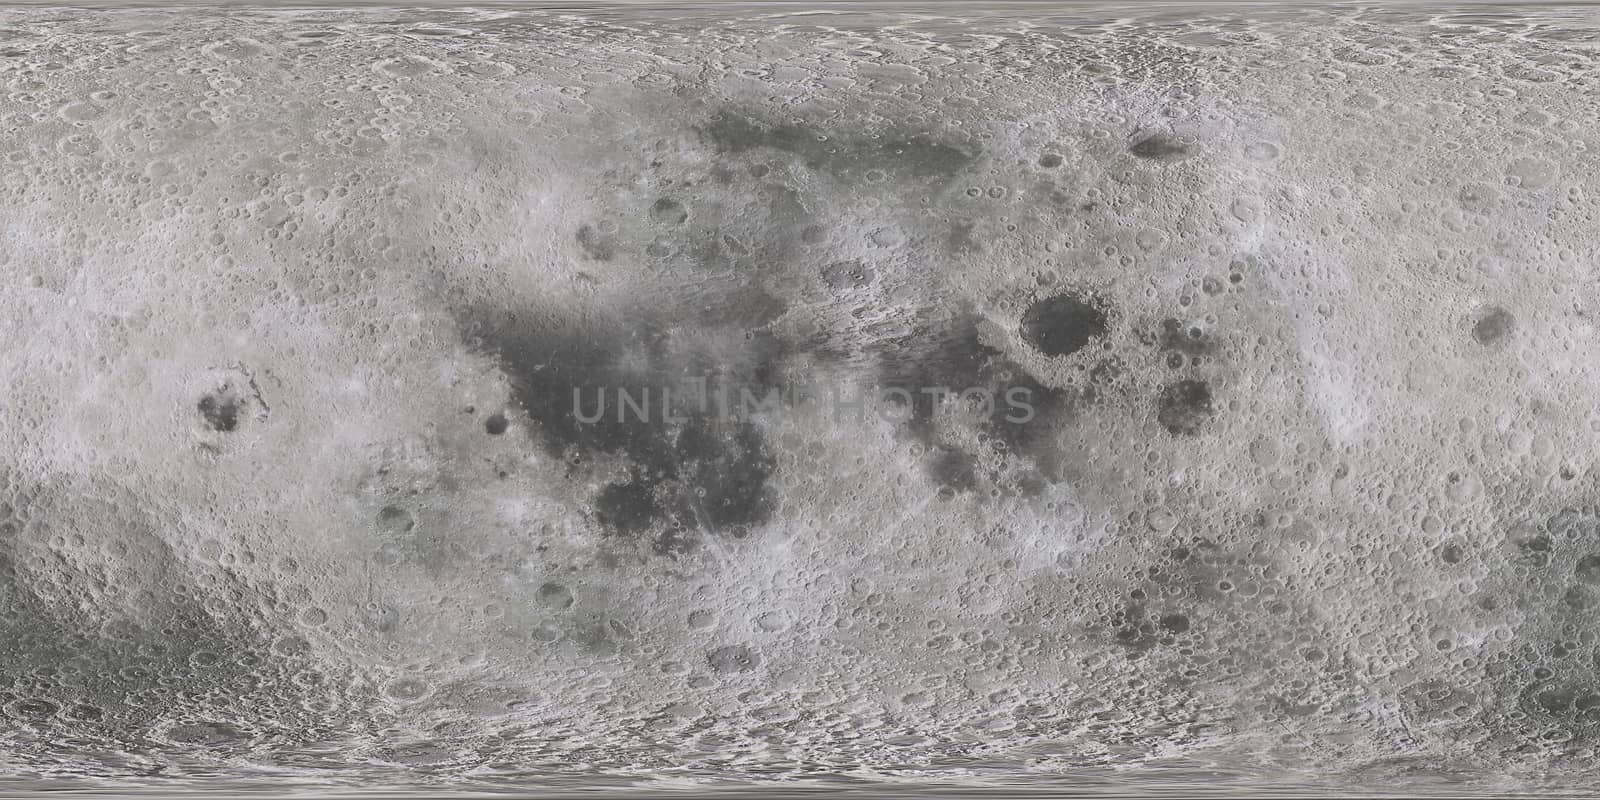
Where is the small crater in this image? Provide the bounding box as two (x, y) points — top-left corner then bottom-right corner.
(9, 698), (59, 719)
(484, 412), (509, 435)
(376, 505), (415, 534)
(707, 643), (760, 673)
(537, 582), (575, 611)
(362, 604), (400, 634)
(382, 677), (432, 704)
(650, 198), (688, 225)
(65, 703), (103, 722)
(1438, 541), (1466, 564)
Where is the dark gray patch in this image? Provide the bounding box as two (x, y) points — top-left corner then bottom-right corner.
(692, 286), (789, 329)
(1576, 554), (1600, 584)
(484, 413), (508, 435)
(1020, 292), (1109, 357)
(1039, 153), (1063, 168)
(194, 369), (268, 435)
(575, 224), (614, 261)
(948, 221), (980, 254)
(699, 108), (977, 183)
(879, 313), (1005, 433)
(594, 481), (661, 538)
(195, 371), (266, 434)
(677, 418), (776, 532)
(197, 394), (239, 432)
(987, 366), (1073, 457)
(1130, 132), (1189, 160)
(668, 181), (816, 281)
(1156, 379), (1214, 436)
(700, 112), (815, 158)
(1438, 541), (1466, 564)
(1528, 683), (1584, 717)
(1472, 305), (1514, 346)
(876, 135), (976, 179)
(1111, 603), (1160, 653)
(464, 311), (662, 463)
(927, 446), (978, 493)
(879, 311), (1078, 484)
(459, 306), (781, 555)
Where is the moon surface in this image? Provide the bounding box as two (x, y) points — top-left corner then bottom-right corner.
(3, 3), (1600, 795)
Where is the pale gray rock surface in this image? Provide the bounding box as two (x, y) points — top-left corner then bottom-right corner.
(1, 3), (1598, 795)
